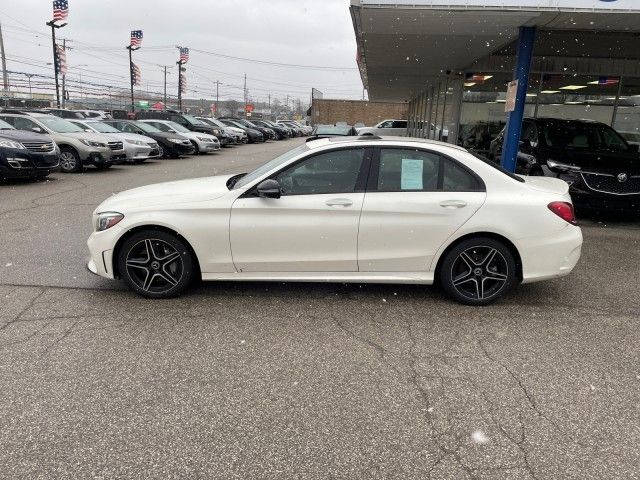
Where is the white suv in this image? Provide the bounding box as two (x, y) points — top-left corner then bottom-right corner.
(356, 119), (408, 136)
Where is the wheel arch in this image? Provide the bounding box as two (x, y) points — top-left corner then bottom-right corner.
(112, 224), (202, 280)
(433, 232), (523, 284)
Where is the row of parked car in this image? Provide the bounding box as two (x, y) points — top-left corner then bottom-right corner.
(0, 108), (312, 180)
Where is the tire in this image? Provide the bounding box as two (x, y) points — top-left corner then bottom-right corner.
(59, 147), (82, 173)
(190, 141), (200, 154)
(439, 237), (517, 306)
(117, 230), (195, 299)
(134, 158), (146, 164)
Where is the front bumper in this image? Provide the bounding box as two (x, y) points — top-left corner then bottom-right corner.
(0, 148), (60, 179)
(124, 143), (153, 161)
(196, 140), (221, 152)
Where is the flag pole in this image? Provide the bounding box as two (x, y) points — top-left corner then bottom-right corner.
(127, 45), (134, 114)
(177, 60), (183, 112)
(46, 20), (66, 108)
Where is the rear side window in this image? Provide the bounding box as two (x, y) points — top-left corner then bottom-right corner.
(392, 121), (408, 129)
(375, 148), (484, 192)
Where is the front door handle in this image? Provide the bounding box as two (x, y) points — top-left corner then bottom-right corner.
(326, 198), (353, 207)
(440, 200), (467, 209)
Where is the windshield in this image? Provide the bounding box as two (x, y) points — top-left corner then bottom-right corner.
(207, 118), (226, 128)
(135, 122), (161, 133)
(183, 114), (206, 126)
(313, 125), (353, 136)
(0, 119), (15, 130)
(39, 117), (84, 133)
(87, 121), (120, 134)
(233, 144), (308, 189)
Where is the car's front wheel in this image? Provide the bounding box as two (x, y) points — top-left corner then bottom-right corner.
(117, 230), (195, 298)
(439, 237), (517, 306)
(59, 147), (82, 173)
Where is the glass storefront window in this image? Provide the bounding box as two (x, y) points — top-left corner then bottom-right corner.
(613, 77), (640, 145)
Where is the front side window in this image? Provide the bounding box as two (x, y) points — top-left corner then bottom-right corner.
(379, 121), (394, 128)
(275, 148), (365, 195)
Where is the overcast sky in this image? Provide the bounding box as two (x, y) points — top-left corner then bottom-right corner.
(0, 0), (364, 105)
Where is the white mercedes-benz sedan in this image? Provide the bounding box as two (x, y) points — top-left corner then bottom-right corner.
(87, 137), (583, 305)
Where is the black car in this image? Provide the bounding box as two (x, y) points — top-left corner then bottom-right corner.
(103, 120), (194, 158)
(490, 118), (640, 214)
(0, 118), (60, 180)
(219, 119), (264, 143)
(221, 118), (273, 141)
(135, 110), (232, 146)
(251, 119), (289, 140)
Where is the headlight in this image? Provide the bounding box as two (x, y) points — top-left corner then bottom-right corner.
(0, 138), (26, 149)
(125, 139), (146, 146)
(212, 129), (220, 135)
(95, 212), (124, 232)
(168, 138), (184, 143)
(80, 139), (106, 147)
(196, 136), (209, 141)
(547, 159), (581, 172)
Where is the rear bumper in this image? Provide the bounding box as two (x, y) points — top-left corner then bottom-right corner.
(520, 225), (583, 284)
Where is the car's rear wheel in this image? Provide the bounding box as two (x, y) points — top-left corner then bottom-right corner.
(439, 237), (517, 306)
(117, 230), (195, 299)
(59, 147), (82, 173)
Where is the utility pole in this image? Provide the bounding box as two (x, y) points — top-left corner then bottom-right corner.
(26, 74), (33, 107)
(215, 80), (219, 118)
(243, 73), (247, 118)
(163, 66), (167, 106)
(0, 22), (8, 107)
(46, 17), (67, 109)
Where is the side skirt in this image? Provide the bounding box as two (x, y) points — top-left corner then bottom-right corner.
(201, 271), (434, 285)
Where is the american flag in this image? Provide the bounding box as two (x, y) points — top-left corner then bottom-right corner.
(180, 73), (187, 93)
(131, 62), (141, 86)
(55, 44), (67, 75)
(179, 47), (189, 63)
(598, 76), (619, 86)
(53, 0), (69, 23)
(130, 30), (143, 48)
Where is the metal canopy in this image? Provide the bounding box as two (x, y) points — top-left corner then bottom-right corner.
(351, 0), (640, 102)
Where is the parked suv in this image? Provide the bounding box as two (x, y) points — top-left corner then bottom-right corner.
(0, 112), (125, 173)
(357, 119), (408, 136)
(134, 110), (232, 146)
(69, 119), (160, 164)
(138, 120), (220, 154)
(490, 118), (640, 214)
(197, 117), (247, 144)
(0, 118), (60, 180)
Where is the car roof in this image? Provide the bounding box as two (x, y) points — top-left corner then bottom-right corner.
(306, 135), (467, 151)
(527, 117), (607, 125)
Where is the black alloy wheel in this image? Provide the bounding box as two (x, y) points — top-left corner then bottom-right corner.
(118, 230), (195, 298)
(440, 237), (517, 306)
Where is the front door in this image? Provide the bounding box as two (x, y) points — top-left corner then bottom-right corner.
(230, 147), (370, 272)
(358, 147), (486, 272)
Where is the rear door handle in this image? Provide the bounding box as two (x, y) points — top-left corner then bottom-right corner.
(326, 198), (353, 207)
(439, 200), (467, 209)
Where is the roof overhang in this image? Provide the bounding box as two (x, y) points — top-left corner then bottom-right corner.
(351, 0), (640, 101)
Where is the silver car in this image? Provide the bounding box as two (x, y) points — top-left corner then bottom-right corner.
(69, 119), (161, 164)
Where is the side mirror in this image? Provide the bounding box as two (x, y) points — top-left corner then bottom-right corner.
(31, 127), (44, 133)
(255, 179), (281, 199)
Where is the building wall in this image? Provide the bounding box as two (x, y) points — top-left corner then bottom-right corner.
(310, 99), (408, 127)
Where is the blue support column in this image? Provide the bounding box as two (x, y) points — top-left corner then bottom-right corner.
(500, 26), (536, 172)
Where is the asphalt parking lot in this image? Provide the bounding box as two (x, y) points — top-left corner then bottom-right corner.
(1, 138), (639, 479)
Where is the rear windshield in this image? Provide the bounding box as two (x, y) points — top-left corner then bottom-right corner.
(470, 152), (525, 183)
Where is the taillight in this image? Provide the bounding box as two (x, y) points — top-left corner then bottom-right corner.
(548, 201), (577, 225)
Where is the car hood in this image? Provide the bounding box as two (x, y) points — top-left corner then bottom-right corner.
(0, 128), (52, 142)
(64, 131), (120, 143)
(114, 132), (155, 143)
(96, 175), (234, 212)
(554, 149), (640, 173)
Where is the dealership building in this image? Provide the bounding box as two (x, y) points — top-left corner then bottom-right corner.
(350, 0), (640, 170)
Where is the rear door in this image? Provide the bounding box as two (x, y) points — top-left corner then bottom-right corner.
(358, 147), (486, 272)
(391, 120), (408, 136)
